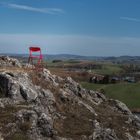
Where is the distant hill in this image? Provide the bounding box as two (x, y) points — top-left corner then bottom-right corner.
(44, 54), (103, 61)
(1, 53), (140, 63)
(0, 53), (103, 60)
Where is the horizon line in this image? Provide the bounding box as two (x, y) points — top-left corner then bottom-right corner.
(0, 53), (140, 58)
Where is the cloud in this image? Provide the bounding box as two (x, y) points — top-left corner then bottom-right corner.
(120, 16), (140, 22)
(0, 34), (140, 56)
(3, 3), (64, 15)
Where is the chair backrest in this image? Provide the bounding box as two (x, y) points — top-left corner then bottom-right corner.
(29, 47), (42, 58)
(29, 47), (41, 52)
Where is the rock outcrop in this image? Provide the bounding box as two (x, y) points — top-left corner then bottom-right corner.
(0, 57), (139, 140)
(0, 56), (21, 68)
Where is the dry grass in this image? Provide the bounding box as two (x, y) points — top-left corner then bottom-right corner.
(93, 101), (138, 140)
(54, 100), (95, 139)
(0, 104), (32, 140)
(49, 67), (91, 82)
(0, 67), (31, 74)
(29, 72), (95, 139)
(6, 132), (30, 140)
(5, 67), (137, 140)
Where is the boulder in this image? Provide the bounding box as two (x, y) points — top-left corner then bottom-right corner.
(0, 56), (21, 68)
(0, 72), (38, 101)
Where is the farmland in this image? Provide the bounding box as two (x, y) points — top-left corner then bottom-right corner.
(46, 58), (140, 111)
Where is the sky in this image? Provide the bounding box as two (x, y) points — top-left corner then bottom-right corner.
(0, 0), (140, 56)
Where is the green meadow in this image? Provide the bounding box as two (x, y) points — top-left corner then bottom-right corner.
(91, 64), (123, 75)
(81, 82), (140, 109)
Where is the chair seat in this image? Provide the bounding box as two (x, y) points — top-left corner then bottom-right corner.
(29, 55), (42, 59)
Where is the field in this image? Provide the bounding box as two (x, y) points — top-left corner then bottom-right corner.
(81, 82), (140, 109)
(91, 64), (123, 75)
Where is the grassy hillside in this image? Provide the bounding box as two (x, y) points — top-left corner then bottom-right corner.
(91, 64), (123, 75)
(81, 82), (140, 109)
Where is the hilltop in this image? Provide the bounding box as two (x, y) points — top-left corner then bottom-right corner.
(0, 56), (140, 140)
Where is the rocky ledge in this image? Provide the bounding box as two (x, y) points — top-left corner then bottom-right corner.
(0, 56), (21, 68)
(0, 57), (140, 140)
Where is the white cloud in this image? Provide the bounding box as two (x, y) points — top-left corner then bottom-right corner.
(0, 34), (140, 56)
(4, 3), (64, 15)
(120, 16), (140, 22)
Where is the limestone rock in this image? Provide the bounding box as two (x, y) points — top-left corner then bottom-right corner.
(0, 56), (21, 68)
(0, 57), (139, 140)
(0, 72), (38, 101)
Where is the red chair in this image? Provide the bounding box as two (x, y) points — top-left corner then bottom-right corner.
(28, 46), (43, 70)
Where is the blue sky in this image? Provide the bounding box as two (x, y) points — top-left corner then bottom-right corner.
(0, 0), (140, 56)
